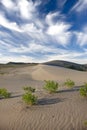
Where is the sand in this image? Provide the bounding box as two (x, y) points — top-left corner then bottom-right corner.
(0, 64), (87, 130)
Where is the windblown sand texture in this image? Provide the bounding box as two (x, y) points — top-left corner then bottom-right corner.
(0, 64), (87, 130)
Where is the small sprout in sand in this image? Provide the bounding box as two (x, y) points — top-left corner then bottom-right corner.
(64, 79), (75, 88)
(44, 80), (58, 93)
(23, 86), (35, 93)
(79, 83), (87, 97)
(0, 88), (11, 98)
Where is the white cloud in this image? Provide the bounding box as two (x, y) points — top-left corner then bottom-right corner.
(21, 23), (49, 44)
(46, 51), (87, 64)
(46, 12), (59, 25)
(75, 32), (87, 46)
(0, 31), (11, 38)
(0, 12), (22, 32)
(1, 37), (87, 64)
(0, 1), (72, 46)
(0, 53), (2, 56)
(1, 0), (38, 20)
(8, 43), (45, 53)
(8, 42), (58, 54)
(0, 54), (34, 63)
(75, 26), (87, 46)
(0, 0), (87, 64)
(0, 34), (68, 55)
(72, 0), (87, 12)
(17, 0), (36, 19)
(47, 22), (70, 35)
(34, 0), (41, 6)
(21, 23), (39, 33)
(46, 11), (65, 26)
(0, 40), (13, 49)
(1, 0), (15, 10)
(47, 22), (71, 45)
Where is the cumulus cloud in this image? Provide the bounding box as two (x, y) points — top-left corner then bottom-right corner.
(46, 22), (71, 45)
(47, 22), (70, 35)
(17, 0), (36, 19)
(45, 11), (72, 46)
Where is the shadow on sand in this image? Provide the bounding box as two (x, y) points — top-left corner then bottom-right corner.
(11, 94), (22, 98)
(38, 97), (65, 105)
(0, 86), (82, 107)
(58, 87), (80, 93)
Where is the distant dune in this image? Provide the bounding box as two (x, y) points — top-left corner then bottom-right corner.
(31, 64), (87, 84)
(0, 60), (87, 71)
(43, 60), (87, 71)
(0, 63), (87, 130)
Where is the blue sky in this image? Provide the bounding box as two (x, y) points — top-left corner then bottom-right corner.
(0, 0), (87, 63)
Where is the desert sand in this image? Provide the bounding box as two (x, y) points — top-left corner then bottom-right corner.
(0, 64), (87, 130)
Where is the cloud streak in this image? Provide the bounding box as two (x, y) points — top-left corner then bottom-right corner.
(72, 0), (87, 12)
(0, 0), (87, 63)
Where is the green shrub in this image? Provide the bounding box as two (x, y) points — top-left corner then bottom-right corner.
(0, 88), (11, 98)
(64, 79), (75, 88)
(23, 86), (35, 93)
(22, 92), (37, 105)
(84, 121), (87, 126)
(79, 83), (87, 97)
(44, 80), (58, 93)
(22, 86), (37, 105)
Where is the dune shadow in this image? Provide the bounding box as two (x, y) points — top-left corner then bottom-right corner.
(58, 86), (82, 93)
(0, 94), (22, 100)
(0, 92), (22, 100)
(10, 94), (22, 98)
(38, 97), (65, 105)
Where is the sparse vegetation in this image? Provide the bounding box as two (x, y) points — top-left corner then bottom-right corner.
(23, 86), (35, 93)
(0, 72), (5, 75)
(64, 79), (75, 88)
(22, 92), (37, 105)
(44, 80), (58, 93)
(0, 88), (11, 98)
(84, 121), (87, 126)
(80, 83), (87, 97)
(22, 86), (37, 105)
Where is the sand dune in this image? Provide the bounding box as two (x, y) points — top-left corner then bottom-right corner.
(31, 64), (87, 84)
(0, 64), (87, 130)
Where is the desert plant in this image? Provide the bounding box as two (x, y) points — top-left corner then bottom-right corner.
(23, 86), (35, 93)
(44, 80), (58, 93)
(64, 79), (75, 88)
(22, 92), (37, 105)
(79, 83), (87, 97)
(84, 121), (87, 126)
(0, 88), (11, 98)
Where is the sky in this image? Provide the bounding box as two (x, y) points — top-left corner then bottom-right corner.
(0, 0), (87, 64)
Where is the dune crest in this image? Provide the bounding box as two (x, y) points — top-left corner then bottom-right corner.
(31, 64), (87, 83)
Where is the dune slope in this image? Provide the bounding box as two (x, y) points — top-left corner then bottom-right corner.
(0, 64), (87, 130)
(31, 64), (87, 84)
